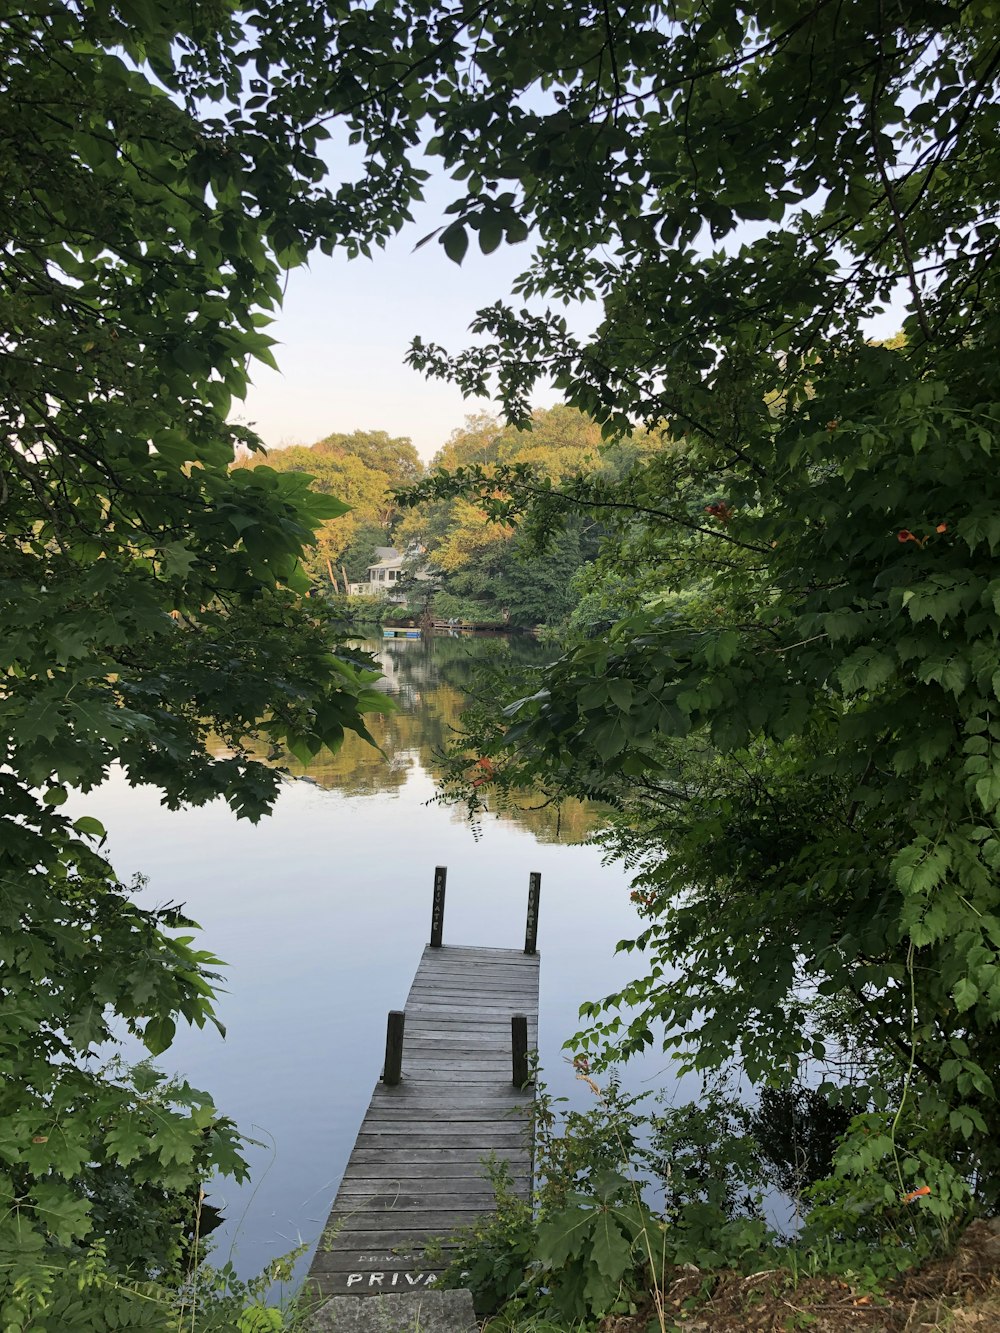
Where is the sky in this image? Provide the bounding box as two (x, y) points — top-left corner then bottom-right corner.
(237, 168), (911, 466)
(237, 172), (588, 462)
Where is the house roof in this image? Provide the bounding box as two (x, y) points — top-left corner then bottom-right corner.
(368, 551), (405, 573)
(366, 544), (429, 576)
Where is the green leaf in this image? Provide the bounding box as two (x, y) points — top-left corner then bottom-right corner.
(106, 1115), (149, 1167)
(31, 1181), (92, 1244)
(536, 1205), (596, 1269)
(591, 1168), (631, 1202)
(479, 217), (503, 254)
(940, 657), (970, 695)
(590, 720), (625, 759)
(72, 816), (107, 839)
(975, 774), (1000, 811)
(953, 977), (979, 1012)
(159, 541), (198, 577)
(582, 1258), (619, 1314)
(143, 1015), (176, 1055)
(608, 680), (634, 710)
(442, 222), (469, 264)
(894, 843), (951, 895)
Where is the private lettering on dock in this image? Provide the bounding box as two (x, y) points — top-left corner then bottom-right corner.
(346, 1272), (436, 1287)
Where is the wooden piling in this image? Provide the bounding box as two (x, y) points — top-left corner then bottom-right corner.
(382, 1010), (405, 1086)
(524, 871), (541, 955)
(511, 1013), (530, 1088)
(430, 865), (447, 947)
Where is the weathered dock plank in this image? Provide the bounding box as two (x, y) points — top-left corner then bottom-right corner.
(306, 938), (539, 1300)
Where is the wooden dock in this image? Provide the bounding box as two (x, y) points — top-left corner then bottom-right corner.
(307, 870), (541, 1300)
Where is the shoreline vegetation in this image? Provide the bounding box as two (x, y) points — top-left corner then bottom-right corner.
(235, 407), (647, 636)
(426, 1075), (1000, 1333)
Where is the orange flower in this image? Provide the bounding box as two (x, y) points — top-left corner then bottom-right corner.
(902, 1185), (931, 1204)
(470, 756), (496, 788)
(936, 522), (948, 533)
(704, 501), (734, 525)
(898, 529), (917, 544)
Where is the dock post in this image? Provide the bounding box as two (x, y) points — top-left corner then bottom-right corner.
(430, 866), (447, 947)
(512, 1014), (530, 1088)
(382, 1010), (405, 1086)
(524, 871), (541, 955)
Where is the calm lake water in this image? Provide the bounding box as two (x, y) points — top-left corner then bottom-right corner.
(69, 635), (694, 1283)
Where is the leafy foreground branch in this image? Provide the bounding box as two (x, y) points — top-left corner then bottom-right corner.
(1, 4), (399, 1327)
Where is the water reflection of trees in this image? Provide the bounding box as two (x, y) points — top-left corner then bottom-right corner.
(275, 635), (606, 844)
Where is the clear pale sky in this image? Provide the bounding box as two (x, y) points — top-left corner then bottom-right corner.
(238, 170), (586, 462)
(238, 170), (909, 464)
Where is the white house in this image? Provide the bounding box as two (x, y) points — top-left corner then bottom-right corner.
(348, 545), (431, 600)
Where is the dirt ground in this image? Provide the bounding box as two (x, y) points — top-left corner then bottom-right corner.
(599, 1219), (1000, 1332)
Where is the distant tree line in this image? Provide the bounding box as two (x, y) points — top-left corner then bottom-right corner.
(243, 406), (656, 626)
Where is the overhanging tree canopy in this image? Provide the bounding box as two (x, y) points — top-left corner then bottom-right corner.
(0, 0), (397, 1309)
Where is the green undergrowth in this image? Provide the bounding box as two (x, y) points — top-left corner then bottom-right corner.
(0, 1247), (315, 1333)
(430, 1072), (977, 1332)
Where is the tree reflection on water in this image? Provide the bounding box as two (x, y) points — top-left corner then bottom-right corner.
(270, 634), (604, 843)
